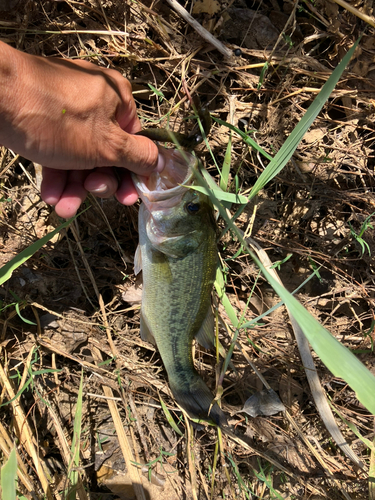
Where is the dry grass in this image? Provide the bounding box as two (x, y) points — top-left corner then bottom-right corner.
(0, 1), (375, 499)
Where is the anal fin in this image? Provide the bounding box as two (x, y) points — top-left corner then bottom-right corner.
(195, 308), (229, 362)
(195, 308), (215, 350)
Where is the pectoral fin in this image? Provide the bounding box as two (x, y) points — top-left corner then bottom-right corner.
(134, 244), (142, 275)
(140, 312), (156, 345)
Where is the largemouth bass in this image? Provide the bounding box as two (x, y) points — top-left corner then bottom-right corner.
(132, 148), (227, 427)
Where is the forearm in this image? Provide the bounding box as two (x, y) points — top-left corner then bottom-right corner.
(0, 42), (53, 156)
(0, 41), (74, 160)
(0, 41), (26, 147)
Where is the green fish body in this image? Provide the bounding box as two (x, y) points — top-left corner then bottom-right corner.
(132, 149), (227, 427)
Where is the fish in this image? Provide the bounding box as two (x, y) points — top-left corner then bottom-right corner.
(132, 148), (228, 427)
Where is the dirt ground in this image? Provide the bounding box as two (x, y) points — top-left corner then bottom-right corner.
(1, 1), (375, 499)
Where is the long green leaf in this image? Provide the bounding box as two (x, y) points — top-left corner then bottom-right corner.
(160, 396), (183, 436)
(216, 37), (361, 236)
(370, 440), (375, 500)
(1, 447), (17, 500)
(14, 302), (37, 326)
(220, 133), (232, 191)
(191, 185), (247, 204)
(194, 167), (247, 205)
(67, 370), (84, 500)
(0, 378), (32, 407)
(262, 270), (375, 413)
(215, 267), (238, 327)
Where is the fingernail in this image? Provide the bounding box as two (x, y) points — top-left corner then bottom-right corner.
(90, 184), (108, 194)
(156, 153), (165, 173)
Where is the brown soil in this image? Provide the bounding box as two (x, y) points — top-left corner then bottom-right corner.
(0, 1), (375, 499)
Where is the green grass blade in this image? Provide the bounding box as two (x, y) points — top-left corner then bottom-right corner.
(240, 269), (320, 329)
(1, 447), (17, 500)
(14, 302), (37, 326)
(214, 267), (238, 327)
(248, 37), (361, 201)
(217, 39), (361, 242)
(192, 167), (248, 205)
(189, 185), (247, 204)
(257, 62), (269, 90)
(67, 370), (84, 500)
(337, 415), (375, 453)
(220, 133), (232, 191)
(212, 118), (273, 161)
(160, 396), (183, 436)
(148, 83), (165, 102)
(0, 216), (75, 286)
(0, 378), (32, 407)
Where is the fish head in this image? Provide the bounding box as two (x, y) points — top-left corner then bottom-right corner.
(132, 148), (215, 258)
(147, 188), (215, 257)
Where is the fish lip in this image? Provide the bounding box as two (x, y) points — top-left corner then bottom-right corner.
(132, 147), (197, 203)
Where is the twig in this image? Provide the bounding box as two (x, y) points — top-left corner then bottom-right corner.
(165, 0), (232, 59)
(184, 415), (198, 500)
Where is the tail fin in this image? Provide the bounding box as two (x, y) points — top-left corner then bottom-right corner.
(169, 374), (228, 428)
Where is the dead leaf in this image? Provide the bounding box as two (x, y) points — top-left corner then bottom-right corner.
(122, 285), (142, 304)
(192, 0), (220, 16)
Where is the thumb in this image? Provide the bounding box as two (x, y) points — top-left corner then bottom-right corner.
(112, 130), (164, 176)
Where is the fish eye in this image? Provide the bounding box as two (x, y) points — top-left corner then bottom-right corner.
(185, 202), (200, 214)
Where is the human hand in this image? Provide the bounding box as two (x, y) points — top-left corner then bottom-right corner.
(0, 42), (161, 217)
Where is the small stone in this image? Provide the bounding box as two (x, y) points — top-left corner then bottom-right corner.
(40, 313), (60, 329)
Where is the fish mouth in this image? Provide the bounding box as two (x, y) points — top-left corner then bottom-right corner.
(132, 147), (197, 205)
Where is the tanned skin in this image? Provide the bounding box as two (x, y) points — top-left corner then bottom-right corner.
(0, 41), (163, 218)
